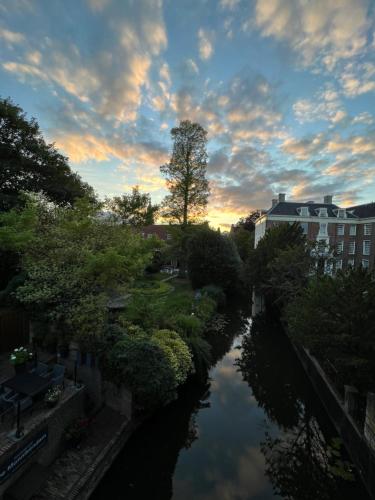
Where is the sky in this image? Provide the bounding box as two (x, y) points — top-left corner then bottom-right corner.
(1, 0), (375, 229)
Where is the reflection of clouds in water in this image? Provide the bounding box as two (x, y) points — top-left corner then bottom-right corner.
(173, 446), (268, 500)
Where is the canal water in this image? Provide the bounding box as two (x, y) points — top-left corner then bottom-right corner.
(91, 310), (369, 500)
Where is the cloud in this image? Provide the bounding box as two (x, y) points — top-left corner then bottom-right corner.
(340, 61), (375, 97)
(219, 0), (240, 10)
(198, 28), (214, 60)
(281, 134), (325, 161)
(293, 84), (347, 124)
(0, 27), (25, 44)
(252, 0), (372, 70)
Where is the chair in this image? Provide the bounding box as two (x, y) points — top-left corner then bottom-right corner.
(31, 362), (49, 377)
(50, 364), (65, 386)
(13, 395), (33, 415)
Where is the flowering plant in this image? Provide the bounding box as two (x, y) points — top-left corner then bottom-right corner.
(9, 347), (33, 365)
(44, 385), (63, 404)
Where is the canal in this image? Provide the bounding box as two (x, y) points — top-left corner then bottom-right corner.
(91, 309), (369, 500)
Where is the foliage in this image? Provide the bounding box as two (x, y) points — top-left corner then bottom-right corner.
(201, 285), (226, 307)
(152, 329), (193, 385)
(0, 97), (94, 211)
(0, 194), (153, 345)
(44, 385), (63, 404)
(246, 222), (309, 307)
(108, 330), (192, 409)
(187, 227), (243, 293)
(286, 268), (375, 392)
(160, 120), (210, 225)
(193, 295), (217, 322)
(232, 210), (261, 232)
(105, 186), (158, 226)
(10, 346), (32, 365)
(230, 227), (254, 262)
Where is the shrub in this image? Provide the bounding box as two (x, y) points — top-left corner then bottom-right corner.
(194, 296), (217, 322)
(152, 329), (193, 385)
(164, 313), (203, 336)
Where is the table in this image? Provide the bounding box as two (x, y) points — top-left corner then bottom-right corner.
(3, 373), (51, 397)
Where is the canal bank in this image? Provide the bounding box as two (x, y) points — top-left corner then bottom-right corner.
(90, 310), (369, 500)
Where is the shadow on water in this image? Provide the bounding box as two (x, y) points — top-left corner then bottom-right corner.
(91, 308), (369, 500)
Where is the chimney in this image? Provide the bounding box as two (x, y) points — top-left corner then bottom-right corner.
(324, 195), (333, 204)
(278, 193), (286, 203)
(272, 198), (277, 207)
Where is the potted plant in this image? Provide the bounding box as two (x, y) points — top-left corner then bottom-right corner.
(44, 386), (63, 408)
(10, 347), (33, 373)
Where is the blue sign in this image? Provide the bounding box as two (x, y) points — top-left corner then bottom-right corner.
(0, 427), (48, 484)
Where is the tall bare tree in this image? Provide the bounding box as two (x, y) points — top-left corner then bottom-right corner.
(160, 120), (210, 225)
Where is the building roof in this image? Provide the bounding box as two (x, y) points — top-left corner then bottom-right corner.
(267, 202), (357, 218)
(141, 224), (173, 240)
(347, 202), (375, 218)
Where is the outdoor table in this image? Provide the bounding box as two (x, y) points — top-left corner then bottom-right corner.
(3, 373), (51, 398)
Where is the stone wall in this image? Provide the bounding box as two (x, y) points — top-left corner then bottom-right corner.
(294, 344), (375, 499)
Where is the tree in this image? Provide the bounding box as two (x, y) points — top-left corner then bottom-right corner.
(233, 210), (261, 233)
(0, 194), (153, 347)
(286, 268), (375, 392)
(187, 227), (243, 293)
(106, 186), (158, 226)
(160, 120), (210, 225)
(230, 227), (254, 262)
(0, 97), (94, 211)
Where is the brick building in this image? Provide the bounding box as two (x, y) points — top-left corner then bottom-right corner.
(254, 193), (375, 271)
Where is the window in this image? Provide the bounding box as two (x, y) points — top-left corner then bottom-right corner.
(298, 206), (309, 217)
(364, 224), (372, 236)
(166, 233), (172, 240)
(336, 241), (344, 254)
(362, 259), (369, 269)
(337, 224), (344, 236)
(363, 240), (371, 255)
(300, 222), (308, 235)
(147, 233), (154, 239)
(337, 209), (346, 218)
(318, 207), (328, 217)
(348, 259), (355, 268)
(319, 222), (328, 236)
(349, 225), (356, 236)
(336, 259), (342, 270)
(348, 241), (356, 254)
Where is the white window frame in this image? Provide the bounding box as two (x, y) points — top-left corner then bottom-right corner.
(298, 206), (309, 217)
(347, 259), (355, 268)
(363, 240), (371, 255)
(300, 222), (308, 235)
(318, 207), (328, 217)
(318, 222), (328, 236)
(336, 241), (344, 254)
(337, 224), (344, 236)
(336, 259), (343, 270)
(349, 225), (356, 236)
(166, 233), (172, 240)
(337, 209), (346, 218)
(364, 224), (372, 236)
(362, 259), (369, 269)
(348, 241), (356, 255)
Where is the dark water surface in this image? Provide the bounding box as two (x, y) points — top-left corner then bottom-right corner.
(91, 311), (369, 500)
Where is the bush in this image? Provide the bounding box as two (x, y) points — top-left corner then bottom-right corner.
(108, 334), (177, 409)
(194, 295), (217, 322)
(163, 313), (203, 336)
(152, 329), (193, 385)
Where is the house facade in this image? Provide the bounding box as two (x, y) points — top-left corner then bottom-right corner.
(254, 193), (375, 271)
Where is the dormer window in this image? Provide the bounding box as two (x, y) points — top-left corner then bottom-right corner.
(337, 209), (346, 218)
(318, 207), (328, 217)
(297, 207), (309, 217)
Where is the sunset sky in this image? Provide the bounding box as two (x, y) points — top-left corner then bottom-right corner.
(1, 0), (375, 228)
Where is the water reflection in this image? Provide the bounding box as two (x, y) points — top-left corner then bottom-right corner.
(91, 311), (368, 500)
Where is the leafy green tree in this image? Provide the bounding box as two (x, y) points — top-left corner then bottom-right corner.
(246, 222), (308, 308)
(286, 268), (375, 392)
(0, 194), (153, 346)
(106, 186), (158, 226)
(187, 227), (242, 293)
(0, 97), (94, 211)
(230, 227), (254, 262)
(153, 329), (193, 385)
(233, 210), (261, 232)
(160, 120), (210, 225)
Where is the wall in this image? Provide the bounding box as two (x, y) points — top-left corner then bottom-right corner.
(294, 344), (375, 499)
